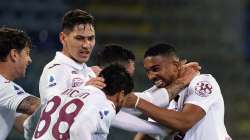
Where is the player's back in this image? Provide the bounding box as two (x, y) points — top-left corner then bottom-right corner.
(32, 85), (116, 140)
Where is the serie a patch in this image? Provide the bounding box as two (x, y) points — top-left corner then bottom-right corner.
(48, 75), (56, 87)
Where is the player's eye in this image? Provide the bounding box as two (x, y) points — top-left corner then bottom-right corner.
(152, 67), (160, 72)
(88, 36), (95, 41)
(75, 36), (84, 40)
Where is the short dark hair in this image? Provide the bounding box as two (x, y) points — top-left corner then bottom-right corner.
(97, 44), (135, 68)
(0, 27), (31, 61)
(99, 64), (134, 96)
(144, 43), (177, 58)
(61, 9), (94, 33)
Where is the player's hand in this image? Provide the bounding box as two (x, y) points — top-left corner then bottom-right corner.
(85, 77), (106, 89)
(182, 61), (201, 71)
(165, 60), (201, 100)
(122, 93), (138, 108)
(91, 66), (102, 76)
(177, 61), (201, 86)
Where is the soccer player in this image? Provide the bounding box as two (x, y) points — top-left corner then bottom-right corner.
(23, 9), (103, 139)
(32, 64), (134, 140)
(96, 44), (201, 138)
(123, 43), (231, 140)
(0, 27), (40, 140)
(39, 9), (102, 105)
(96, 43), (136, 75)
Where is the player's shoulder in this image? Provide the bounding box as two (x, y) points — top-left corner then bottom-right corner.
(77, 87), (115, 124)
(190, 74), (217, 86)
(43, 59), (64, 71)
(0, 75), (9, 85)
(193, 74), (214, 80)
(81, 86), (113, 109)
(42, 59), (72, 77)
(82, 86), (106, 101)
(0, 81), (26, 98)
(187, 74), (221, 98)
(0, 75), (14, 90)
(188, 74), (220, 92)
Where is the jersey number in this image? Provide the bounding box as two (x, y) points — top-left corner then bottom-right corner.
(34, 96), (84, 139)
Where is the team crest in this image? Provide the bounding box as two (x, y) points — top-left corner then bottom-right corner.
(72, 78), (84, 87)
(194, 81), (213, 97)
(48, 75), (56, 87)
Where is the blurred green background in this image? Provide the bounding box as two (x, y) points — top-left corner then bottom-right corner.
(2, 0), (250, 139)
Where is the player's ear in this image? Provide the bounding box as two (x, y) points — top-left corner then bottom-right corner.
(59, 32), (67, 45)
(9, 49), (19, 63)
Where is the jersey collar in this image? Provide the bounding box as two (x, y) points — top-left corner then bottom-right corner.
(54, 52), (88, 71)
(0, 74), (11, 83)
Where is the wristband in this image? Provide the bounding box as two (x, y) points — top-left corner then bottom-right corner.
(135, 96), (140, 109)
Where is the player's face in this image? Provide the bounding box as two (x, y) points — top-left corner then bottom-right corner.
(126, 60), (135, 76)
(14, 47), (32, 78)
(144, 55), (180, 88)
(60, 24), (95, 64)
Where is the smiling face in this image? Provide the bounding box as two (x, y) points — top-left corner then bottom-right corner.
(60, 23), (95, 64)
(144, 55), (180, 88)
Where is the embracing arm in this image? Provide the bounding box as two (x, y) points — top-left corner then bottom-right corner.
(14, 114), (29, 133)
(136, 74), (220, 133)
(17, 96), (40, 115)
(166, 62), (201, 101)
(136, 99), (205, 133)
(14, 102), (41, 135)
(123, 93), (205, 133)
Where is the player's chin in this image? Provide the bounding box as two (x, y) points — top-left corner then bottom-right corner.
(18, 71), (26, 79)
(77, 57), (89, 63)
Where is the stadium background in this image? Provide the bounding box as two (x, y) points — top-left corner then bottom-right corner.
(1, 0), (250, 139)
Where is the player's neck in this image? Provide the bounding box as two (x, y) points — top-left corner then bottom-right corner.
(0, 62), (15, 81)
(106, 95), (118, 109)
